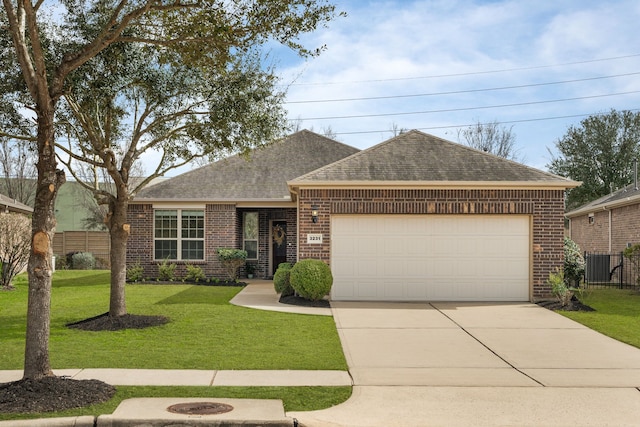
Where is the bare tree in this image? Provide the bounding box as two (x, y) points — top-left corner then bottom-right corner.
(389, 122), (408, 137)
(457, 120), (521, 161)
(0, 212), (31, 290)
(321, 125), (338, 140)
(0, 138), (36, 206)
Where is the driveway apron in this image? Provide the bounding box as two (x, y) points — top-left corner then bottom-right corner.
(290, 301), (640, 427)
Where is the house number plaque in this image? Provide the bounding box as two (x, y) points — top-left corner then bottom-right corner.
(307, 234), (323, 244)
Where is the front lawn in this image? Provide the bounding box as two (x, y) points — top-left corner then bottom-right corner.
(1, 270), (347, 370)
(0, 270), (350, 419)
(559, 288), (640, 349)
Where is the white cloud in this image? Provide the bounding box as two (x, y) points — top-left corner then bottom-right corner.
(274, 0), (640, 171)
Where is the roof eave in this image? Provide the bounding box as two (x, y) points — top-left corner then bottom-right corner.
(566, 193), (640, 217)
(131, 197), (293, 205)
(288, 180), (580, 190)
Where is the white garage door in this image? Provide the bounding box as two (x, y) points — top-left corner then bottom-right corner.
(331, 215), (530, 302)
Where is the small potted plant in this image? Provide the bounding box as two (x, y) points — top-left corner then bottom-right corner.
(246, 262), (256, 279)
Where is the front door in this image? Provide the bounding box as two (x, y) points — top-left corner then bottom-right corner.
(271, 221), (287, 275)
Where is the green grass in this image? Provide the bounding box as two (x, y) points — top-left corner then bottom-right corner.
(559, 288), (640, 348)
(0, 270), (350, 420)
(1, 271), (347, 370)
(0, 386), (353, 421)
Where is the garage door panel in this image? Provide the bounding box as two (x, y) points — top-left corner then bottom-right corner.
(331, 215), (530, 302)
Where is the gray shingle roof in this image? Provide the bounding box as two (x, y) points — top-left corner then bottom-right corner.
(135, 130), (359, 201)
(290, 130), (577, 186)
(0, 193), (33, 214)
(566, 183), (640, 217)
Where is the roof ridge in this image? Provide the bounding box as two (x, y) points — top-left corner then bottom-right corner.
(290, 130), (415, 182)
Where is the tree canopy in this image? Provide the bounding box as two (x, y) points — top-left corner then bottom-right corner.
(548, 109), (640, 210)
(1, 0), (342, 380)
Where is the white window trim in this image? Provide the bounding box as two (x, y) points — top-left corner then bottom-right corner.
(243, 211), (259, 261)
(154, 208), (205, 261)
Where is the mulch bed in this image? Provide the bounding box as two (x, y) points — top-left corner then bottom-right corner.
(0, 377), (115, 414)
(67, 313), (170, 331)
(536, 295), (595, 312)
(279, 294), (330, 308)
(128, 280), (246, 286)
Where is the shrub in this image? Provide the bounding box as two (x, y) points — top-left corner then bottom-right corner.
(548, 268), (572, 307)
(185, 264), (206, 282)
(216, 248), (247, 280)
(157, 258), (177, 281)
(94, 257), (110, 270)
(126, 261), (144, 282)
(623, 244), (640, 286)
(0, 212), (30, 289)
(72, 252), (96, 270)
(274, 262), (294, 296)
(290, 259), (333, 301)
(564, 237), (585, 287)
(55, 255), (69, 271)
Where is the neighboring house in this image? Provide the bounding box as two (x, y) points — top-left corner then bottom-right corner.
(128, 130), (578, 302)
(565, 184), (640, 253)
(0, 193), (33, 215)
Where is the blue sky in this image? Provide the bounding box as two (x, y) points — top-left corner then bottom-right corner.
(272, 0), (640, 171)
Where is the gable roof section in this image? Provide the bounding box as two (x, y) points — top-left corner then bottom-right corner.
(289, 130), (579, 189)
(135, 130), (359, 202)
(0, 193), (33, 214)
(565, 184), (640, 217)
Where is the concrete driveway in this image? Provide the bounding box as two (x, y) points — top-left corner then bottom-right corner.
(290, 302), (640, 426)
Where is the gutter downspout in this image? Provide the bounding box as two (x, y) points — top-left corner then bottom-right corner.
(288, 186), (300, 263)
(602, 205), (612, 253)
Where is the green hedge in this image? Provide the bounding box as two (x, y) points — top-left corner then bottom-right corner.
(274, 262), (294, 296)
(290, 259), (333, 301)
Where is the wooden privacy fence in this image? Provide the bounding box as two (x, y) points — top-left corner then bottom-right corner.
(52, 231), (111, 264)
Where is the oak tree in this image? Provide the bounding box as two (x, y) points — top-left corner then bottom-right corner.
(548, 110), (640, 210)
(1, 0), (341, 380)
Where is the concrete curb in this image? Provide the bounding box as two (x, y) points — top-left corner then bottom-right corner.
(0, 416), (95, 427)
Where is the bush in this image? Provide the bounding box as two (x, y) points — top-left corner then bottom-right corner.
(274, 262), (294, 296)
(157, 258), (177, 281)
(564, 237), (585, 287)
(55, 255), (70, 271)
(185, 264), (206, 282)
(126, 261), (144, 282)
(548, 268), (572, 307)
(72, 252), (96, 270)
(217, 248), (247, 280)
(623, 244), (640, 286)
(290, 259), (333, 301)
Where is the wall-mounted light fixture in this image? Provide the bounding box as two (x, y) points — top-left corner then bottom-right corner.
(311, 205), (319, 223)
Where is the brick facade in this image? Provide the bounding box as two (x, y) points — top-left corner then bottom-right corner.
(569, 203), (640, 253)
(297, 188), (566, 300)
(127, 204), (296, 280)
(237, 207), (297, 278)
(127, 188), (566, 299)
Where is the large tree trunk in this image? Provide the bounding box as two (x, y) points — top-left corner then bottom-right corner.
(23, 108), (65, 380)
(108, 197), (130, 317)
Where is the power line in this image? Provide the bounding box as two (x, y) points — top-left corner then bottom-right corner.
(326, 110), (640, 136)
(288, 53), (640, 86)
(294, 90), (640, 121)
(285, 72), (640, 104)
